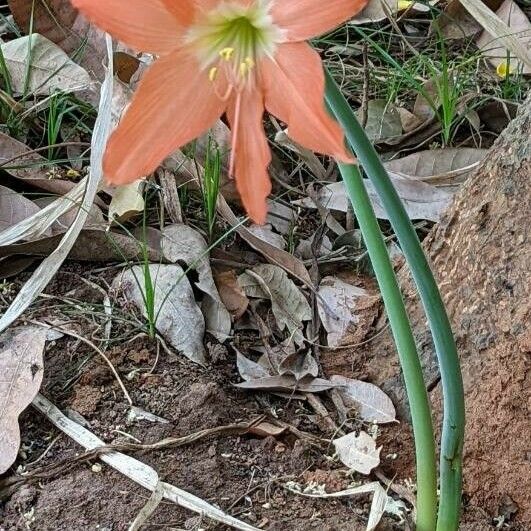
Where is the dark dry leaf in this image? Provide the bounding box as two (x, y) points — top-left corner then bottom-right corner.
(0, 326), (47, 474)
(330, 375), (396, 424)
(0, 132), (77, 196)
(0, 185), (43, 234)
(0, 228), (162, 262)
(214, 270), (249, 320)
(235, 375), (337, 393)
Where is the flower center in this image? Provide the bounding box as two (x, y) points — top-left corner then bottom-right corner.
(188, 1), (282, 89)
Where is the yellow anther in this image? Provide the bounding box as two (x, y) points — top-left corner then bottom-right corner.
(209, 66), (218, 82)
(239, 62), (249, 76)
(244, 57), (255, 69)
(219, 47), (235, 61)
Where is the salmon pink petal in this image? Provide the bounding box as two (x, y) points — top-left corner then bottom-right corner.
(104, 49), (227, 185)
(227, 90), (272, 224)
(271, 0), (368, 42)
(262, 42), (353, 163)
(160, 0), (196, 25)
(71, 0), (185, 54)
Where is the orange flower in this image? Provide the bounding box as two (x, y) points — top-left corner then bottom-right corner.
(72, 0), (367, 223)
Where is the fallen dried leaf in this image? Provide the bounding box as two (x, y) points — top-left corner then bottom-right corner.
(113, 264), (206, 365)
(0, 185), (43, 234)
(162, 224), (231, 342)
(1, 34), (92, 95)
(317, 277), (379, 347)
(333, 431), (381, 474)
(238, 264), (312, 345)
(330, 375), (396, 424)
(0, 327), (47, 473)
(214, 270), (249, 320)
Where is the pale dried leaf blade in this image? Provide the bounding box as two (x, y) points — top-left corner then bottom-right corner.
(236, 375), (337, 393)
(0, 35), (114, 335)
(0, 185), (42, 233)
(317, 277), (377, 347)
(238, 264), (311, 345)
(1, 33), (92, 95)
(108, 180), (145, 223)
(0, 327), (47, 474)
(113, 264), (206, 365)
(463, 0), (531, 71)
(162, 224), (231, 341)
(32, 394), (259, 531)
(384, 148), (487, 180)
(331, 375), (396, 424)
(333, 431), (381, 474)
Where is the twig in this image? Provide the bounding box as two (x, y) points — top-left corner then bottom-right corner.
(29, 319), (133, 406)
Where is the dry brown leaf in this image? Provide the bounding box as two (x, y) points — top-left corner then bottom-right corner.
(236, 375), (337, 393)
(330, 375), (396, 424)
(475, 0), (531, 74)
(0, 326), (47, 474)
(214, 270), (249, 320)
(238, 264), (312, 345)
(217, 195), (312, 286)
(317, 277), (379, 347)
(0, 133), (76, 196)
(353, 0), (434, 25)
(295, 177), (452, 222)
(1, 34), (92, 95)
(162, 224), (231, 342)
(247, 224), (286, 250)
(384, 148), (487, 183)
(0, 227), (162, 262)
(333, 431), (381, 474)
(108, 180), (145, 223)
(9, 0), (108, 78)
(358, 100), (402, 142)
(0, 185), (43, 234)
(113, 264), (206, 365)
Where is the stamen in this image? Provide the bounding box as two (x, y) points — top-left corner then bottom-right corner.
(208, 66), (218, 82)
(219, 47), (235, 61)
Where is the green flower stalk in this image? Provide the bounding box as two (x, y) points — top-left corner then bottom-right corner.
(325, 69), (465, 531)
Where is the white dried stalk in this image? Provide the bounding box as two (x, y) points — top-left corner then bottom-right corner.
(32, 394), (259, 531)
(0, 36), (114, 334)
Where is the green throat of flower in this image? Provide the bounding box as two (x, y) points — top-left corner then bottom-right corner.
(188, 2), (282, 89)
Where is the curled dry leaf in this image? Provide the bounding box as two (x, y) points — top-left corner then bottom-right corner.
(112, 264), (206, 365)
(475, 0), (531, 74)
(108, 180), (145, 223)
(295, 178), (452, 222)
(0, 133), (76, 196)
(1, 34), (92, 96)
(0, 326), (47, 474)
(247, 224), (286, 250)
(0, 185), (44, 234)
(317, 276), (379, 347)
(9, 0), (109, 79)
(236, 350), (330, 393)
(330, 375), (396, 424)
(214, 270), (249, 320)
(238, 264), (312, 345)
(333, 431), (381, 475)
(162, 224), (231, 342)
(236, 375), (337, 393)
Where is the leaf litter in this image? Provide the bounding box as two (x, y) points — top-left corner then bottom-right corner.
(0, 0), (526, 527)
